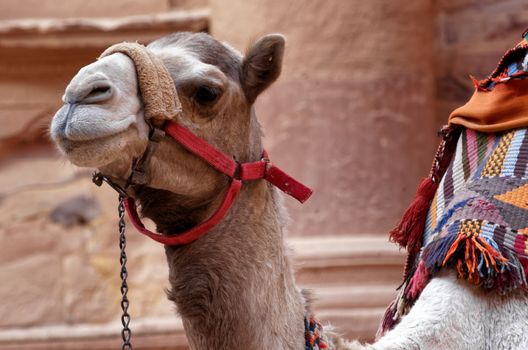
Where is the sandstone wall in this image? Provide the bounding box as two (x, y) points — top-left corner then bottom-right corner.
(0, 0), (527, 348)
(0, 0), (207, 19)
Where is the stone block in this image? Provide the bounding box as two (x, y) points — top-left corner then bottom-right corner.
(0, 0), (170, 20)
(0, 254), (63, 327)
(0, 235), (404, 346)
(62, 254), (118, 324)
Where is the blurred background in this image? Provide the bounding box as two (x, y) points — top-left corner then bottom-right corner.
(0, 0), (527, 349)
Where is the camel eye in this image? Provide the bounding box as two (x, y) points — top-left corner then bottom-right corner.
(194, 86), (220, 105)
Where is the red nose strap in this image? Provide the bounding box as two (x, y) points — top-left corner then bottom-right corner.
(124, 121), (312, 246)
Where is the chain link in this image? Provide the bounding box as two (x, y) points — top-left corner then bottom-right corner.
(118, 196), (133, 350)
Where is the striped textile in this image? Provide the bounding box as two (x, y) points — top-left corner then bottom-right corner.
(381, 128), (528, 337)
(377, 37), (528, 337)
(379, 34), (528, 335)
(419, 128), (528, 293)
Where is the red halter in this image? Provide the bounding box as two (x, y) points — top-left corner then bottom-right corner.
(122, 121), (312, 246)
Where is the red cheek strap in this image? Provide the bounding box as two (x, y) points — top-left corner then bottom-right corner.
(124, 179), (242, 246)
(123, 121), (312, 246)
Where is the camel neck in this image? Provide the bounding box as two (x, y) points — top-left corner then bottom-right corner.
(156, 180), (306, 349)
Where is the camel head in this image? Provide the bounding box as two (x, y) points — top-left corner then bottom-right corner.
(50, 32), (285, 200)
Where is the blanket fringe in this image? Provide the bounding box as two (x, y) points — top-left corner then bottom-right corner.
(418, 226), (519, 293)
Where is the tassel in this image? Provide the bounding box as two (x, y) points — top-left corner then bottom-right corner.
(377, 300), (397, 338)
(389, 177), (438, 254)
(443, 234), (507, 273)
(433, 230), (509, 285)
(420, 225), (519, 292)
(520, 257), (528, 281)
(422, 231), (458, 271)
(499, 251), (525, 291)
(405, 260), (430, 299)
(389, 125), (460, 255)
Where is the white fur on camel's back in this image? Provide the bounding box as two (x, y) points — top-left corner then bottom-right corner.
(49, 31), (528, 349)
(341, 272), (528, 349)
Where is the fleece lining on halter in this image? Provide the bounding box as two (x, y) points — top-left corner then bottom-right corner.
(95, 42), (312, 247)
(99, 42), (182, 126)
(379, 31), (528, 337)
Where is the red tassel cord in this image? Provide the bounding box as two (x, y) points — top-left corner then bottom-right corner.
(389, 177), (438, 255)
(417, 220), (515, 292)
(376, 299), (400, 339)
(381, 126), (461, 335)
(405, 260), (431, 300)
(389, 125), (460, 256)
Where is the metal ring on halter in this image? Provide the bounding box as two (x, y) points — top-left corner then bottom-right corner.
(92, 172), (128, 197)
(126, 125), (166, 187)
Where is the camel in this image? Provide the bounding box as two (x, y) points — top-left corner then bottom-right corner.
(50, 32), (528, 349)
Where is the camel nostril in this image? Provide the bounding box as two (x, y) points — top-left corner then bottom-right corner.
(81, 84), (113, 104)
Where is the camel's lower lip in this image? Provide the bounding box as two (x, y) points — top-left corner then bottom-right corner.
(57, 129), (127, 153)
(50, 103), (138, 143)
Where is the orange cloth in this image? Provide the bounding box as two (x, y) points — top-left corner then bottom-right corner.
(449, 79), (528, 133)
(448, 33), (528, 133)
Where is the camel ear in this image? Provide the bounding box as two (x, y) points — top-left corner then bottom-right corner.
(241, 34), (285, 104)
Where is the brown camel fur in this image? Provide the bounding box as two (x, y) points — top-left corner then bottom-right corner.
(50, 32), (338, 349)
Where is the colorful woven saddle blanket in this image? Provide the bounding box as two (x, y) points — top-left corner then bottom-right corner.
(379, 30), (528, 337)
(379, 128), (528, 336)
(421, 127), (528, 293)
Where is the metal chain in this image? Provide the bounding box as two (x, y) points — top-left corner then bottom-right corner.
(118, 196), (133, 349)
(91, 173), (133, 349)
